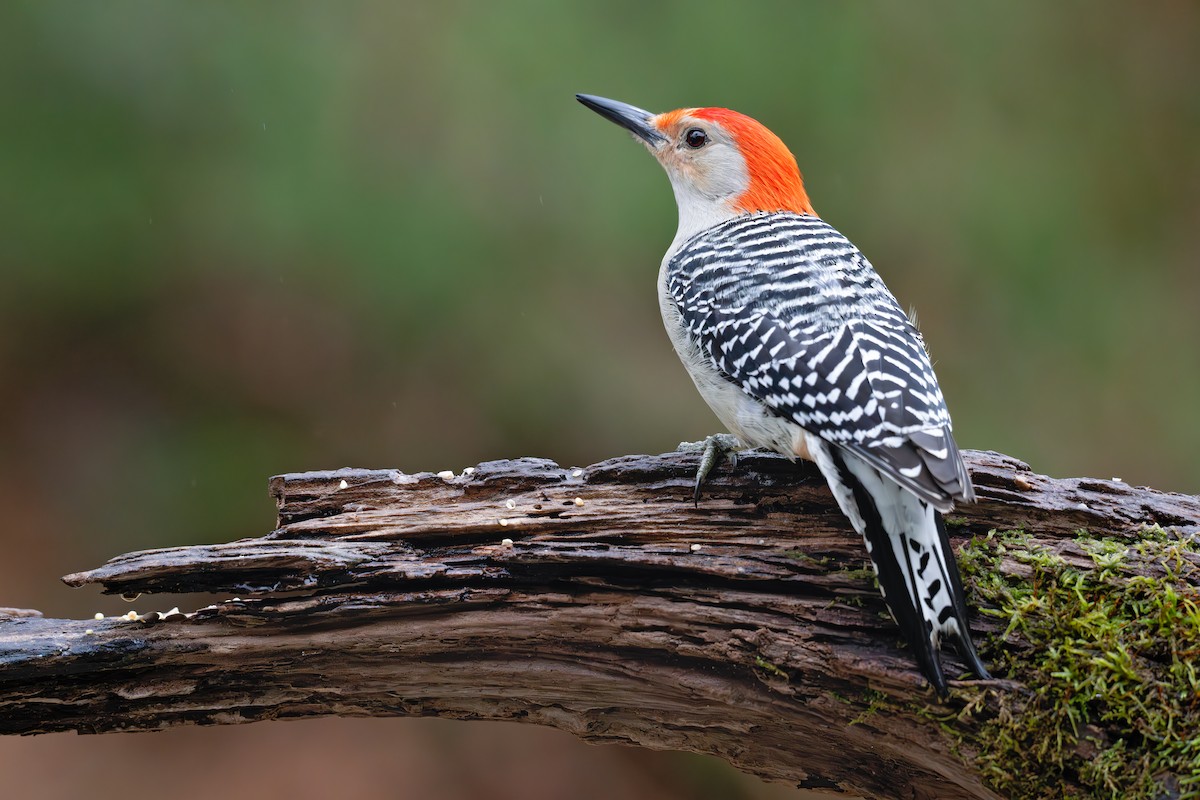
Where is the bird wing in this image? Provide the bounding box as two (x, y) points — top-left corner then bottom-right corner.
(665, 212), (973, 509)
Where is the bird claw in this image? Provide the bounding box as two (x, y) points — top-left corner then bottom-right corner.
(679, 434), (741, 506)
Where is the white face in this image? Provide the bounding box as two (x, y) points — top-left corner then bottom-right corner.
(649, 116), (750, 243)
(579, 95), (813, 253)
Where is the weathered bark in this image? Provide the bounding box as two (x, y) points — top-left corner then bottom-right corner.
(0, 449), (1196, 799)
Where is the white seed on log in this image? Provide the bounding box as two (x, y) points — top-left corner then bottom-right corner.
(338, 479), (349, 490)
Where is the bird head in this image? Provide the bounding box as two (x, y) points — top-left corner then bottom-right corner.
(577, 94), (815, 238)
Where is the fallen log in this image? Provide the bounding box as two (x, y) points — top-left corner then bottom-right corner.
(0, 449), (1196, 800)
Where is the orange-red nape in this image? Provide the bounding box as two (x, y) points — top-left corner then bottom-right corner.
(662, 107), (816, 216)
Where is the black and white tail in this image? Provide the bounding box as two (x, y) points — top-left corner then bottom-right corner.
(811, 441), (991, 696)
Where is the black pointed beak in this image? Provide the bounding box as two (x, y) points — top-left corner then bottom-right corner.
(576, 94), (667, 147)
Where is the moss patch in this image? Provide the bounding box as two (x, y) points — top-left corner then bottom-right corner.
(754, 655), (788, 680)
(956, 526), (1200, 799)
(849, 688), (889, 726)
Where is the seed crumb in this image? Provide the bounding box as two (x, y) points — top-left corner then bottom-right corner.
(573, 497), (584, 506)
(572, 469), (583, 478)
(505, 499), (516, 509)
(84, 629), (94, 635)
(463, 467), (476, 475)
(499, 518), (509, 526)
(93, 612), (104, 621)
(501, 538), (514, 546)
(338, 479), (349, 490)
(437, 470), (455, 480)
(690, 544), (703, 552)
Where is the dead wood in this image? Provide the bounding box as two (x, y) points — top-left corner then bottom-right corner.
(1, 449), (1197, 799)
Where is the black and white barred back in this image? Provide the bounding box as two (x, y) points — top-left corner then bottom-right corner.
(665, 211), (989, 695)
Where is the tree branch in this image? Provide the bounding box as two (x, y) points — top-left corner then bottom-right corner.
(1, 450), (1197, 799)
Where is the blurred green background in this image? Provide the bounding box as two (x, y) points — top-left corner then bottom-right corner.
(1, 2), (1196, 798)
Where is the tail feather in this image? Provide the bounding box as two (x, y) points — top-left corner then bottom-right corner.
(811, 439), (989, 697)
(933, 512), (991, 681)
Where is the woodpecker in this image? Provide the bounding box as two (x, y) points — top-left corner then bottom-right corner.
(577, 93), (990, 696)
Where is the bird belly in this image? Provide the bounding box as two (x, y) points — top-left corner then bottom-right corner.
(658, 280), (809, 459)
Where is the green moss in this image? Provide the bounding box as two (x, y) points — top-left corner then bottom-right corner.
(956, 527), (1200, 799)
(782, 549), (828, 566)
(754, 656), (788, 680)
(849, 688), (889, 725)
(838, 566), (877, 582)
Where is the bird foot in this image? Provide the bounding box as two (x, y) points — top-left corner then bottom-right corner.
(677, 434), (742, 506)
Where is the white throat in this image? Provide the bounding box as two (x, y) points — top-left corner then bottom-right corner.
(659, 138), (751, 257)
(665, 179), (742, 256)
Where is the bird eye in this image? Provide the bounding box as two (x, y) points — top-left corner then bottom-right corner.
(684, 128), (709, 148)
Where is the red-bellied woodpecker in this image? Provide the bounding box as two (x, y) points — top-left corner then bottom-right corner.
(577, 93), (990, 697)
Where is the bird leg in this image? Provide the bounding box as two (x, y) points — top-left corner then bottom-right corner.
(677, 433), (742, 506)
